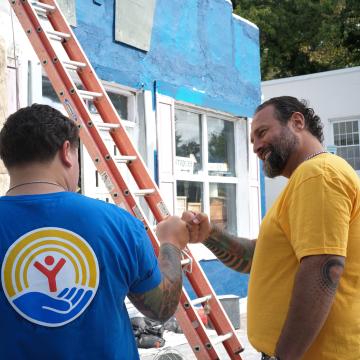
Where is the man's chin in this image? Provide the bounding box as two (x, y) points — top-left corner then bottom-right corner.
(263, 161), (283, 178)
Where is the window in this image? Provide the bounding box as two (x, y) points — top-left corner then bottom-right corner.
(333, 120), (360, 170)
(175, 107), (239, 234)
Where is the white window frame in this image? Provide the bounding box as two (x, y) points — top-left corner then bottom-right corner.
(174, 102), (243, 232)
(329, 115), (360, 173)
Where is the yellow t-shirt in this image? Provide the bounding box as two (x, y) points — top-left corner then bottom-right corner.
(247, 153), (360, 359)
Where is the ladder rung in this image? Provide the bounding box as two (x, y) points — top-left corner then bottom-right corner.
(32, 1), (55, 12)
(47, 30), (71, 41)
(133, 189), (155, 196)
(78, 90), (103, 100)
(114, 155), (137, 163)
(63, 59), (87, 70)
(211, 332), (233, 346)
(32, 5), (48, 16)
(181, 258), (191, 266)
(95, 122), (121, 130)
(191, 294), (212, 306)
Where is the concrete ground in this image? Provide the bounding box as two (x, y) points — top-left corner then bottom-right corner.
(139, 298), (260, 360)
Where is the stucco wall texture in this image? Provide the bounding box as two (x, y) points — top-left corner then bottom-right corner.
(74, 0), (261, 117)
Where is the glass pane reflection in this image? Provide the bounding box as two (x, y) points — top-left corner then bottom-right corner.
(176, 181), (203, 216)
(175, 109), (202, 174)
(210, 183), (236, 234)
(207, 117), (235, 176)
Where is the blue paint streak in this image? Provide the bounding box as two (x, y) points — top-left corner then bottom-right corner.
(259, 161), (266, 218)
(154, 150), (159, 186)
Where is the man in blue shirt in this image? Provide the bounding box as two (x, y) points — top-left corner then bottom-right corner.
(0, 104), (188, 359)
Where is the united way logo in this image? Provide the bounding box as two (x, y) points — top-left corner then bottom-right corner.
(1, 228), (99, 327)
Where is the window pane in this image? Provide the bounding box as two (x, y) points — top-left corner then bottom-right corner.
(340, 122), (346, 133)
(89, 92), (128, 120)
(207, 117), (235, 176)
(175, 110), (202, 174)
(108, 92), (128, 120)
(176, 181), (203, 215)
(42, 77), (62, 111)
(210, 183), (237, 234)
(340, 134), (346, 146)
(333, 120), (360, 171)
(346, 121), (353, 133)
(333, 123), (339, 135)
(354, 133), (359, 145)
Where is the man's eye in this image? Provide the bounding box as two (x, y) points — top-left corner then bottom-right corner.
(259, 129), (266, 137)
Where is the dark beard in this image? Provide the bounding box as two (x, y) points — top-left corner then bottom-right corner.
(263, 127), (298, 178)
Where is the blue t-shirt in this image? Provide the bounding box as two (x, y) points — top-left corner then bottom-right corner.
(0, 192), (161, 359)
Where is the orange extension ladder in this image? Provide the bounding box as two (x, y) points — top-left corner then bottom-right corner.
(8, 1), (245, 358)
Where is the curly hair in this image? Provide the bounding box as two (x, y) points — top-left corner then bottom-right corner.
(255, 96), (324, 143)
(0, 104), (79, 168)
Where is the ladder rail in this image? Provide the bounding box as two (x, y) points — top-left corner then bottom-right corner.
(9, 1), (245, 358)
(184, 248), (244, 356)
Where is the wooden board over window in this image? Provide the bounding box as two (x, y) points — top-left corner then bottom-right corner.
(115, 0), (156, 51)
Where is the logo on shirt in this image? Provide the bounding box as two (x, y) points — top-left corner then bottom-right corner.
(1, 228), (99, 327)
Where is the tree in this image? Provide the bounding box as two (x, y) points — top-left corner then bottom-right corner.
(232, 0), (360, 80)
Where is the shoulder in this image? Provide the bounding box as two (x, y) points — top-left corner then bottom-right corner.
(288, 154), (360, 202)
(292, 154), (359, 186)
(65, 192), (143, 226)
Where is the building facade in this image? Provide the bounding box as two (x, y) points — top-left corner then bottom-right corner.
(0, 0), (262, 297)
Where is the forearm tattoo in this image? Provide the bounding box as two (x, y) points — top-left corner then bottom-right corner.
(128, 243), (182, 322)
(204, 226), (256, 273)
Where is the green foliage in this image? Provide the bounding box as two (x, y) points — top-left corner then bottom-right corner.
(232, 0), (360, 80)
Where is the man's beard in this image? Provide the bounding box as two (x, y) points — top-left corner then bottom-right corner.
(263, 127), (298, 178)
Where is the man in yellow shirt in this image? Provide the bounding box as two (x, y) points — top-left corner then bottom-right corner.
(183, 96), (360, 360)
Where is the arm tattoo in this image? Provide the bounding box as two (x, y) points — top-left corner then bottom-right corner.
(319, 257), (344, 296)
(204, 226), (256, 273)
(128, 243), (182, 322)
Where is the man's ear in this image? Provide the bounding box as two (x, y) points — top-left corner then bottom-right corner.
(59, 141), (72, 168)
(290, 112), (305, 132)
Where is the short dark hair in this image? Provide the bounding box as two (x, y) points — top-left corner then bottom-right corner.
(0, 104), (79, 168)
(255, 96), (324, 143)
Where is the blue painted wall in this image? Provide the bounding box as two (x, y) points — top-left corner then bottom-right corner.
(74, 0), (261, 117)
(184, 260), (249, 299)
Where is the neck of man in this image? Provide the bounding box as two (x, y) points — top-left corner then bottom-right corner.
(6, 161), (68, 195)
(282, 136), (324, 178)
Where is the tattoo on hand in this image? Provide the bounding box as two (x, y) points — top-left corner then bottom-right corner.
(128, 243), (182, 322)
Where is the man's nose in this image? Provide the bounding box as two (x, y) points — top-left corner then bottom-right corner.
(252, 139), (262, 155)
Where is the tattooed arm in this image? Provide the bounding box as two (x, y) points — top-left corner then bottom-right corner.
(205, 225), (256, 273)
(274, 254), (345, 360)
(182, 211), (256, 273)
(128, 216), (188, 322)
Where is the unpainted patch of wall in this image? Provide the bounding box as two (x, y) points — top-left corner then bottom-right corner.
(74, 0), (261, 117)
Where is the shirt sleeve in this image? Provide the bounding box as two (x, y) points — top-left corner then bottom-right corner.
(128, 221), (162, 294)
(287, 174), (352, 260)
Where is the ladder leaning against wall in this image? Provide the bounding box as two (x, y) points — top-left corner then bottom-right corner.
(8, 0), (245, 358)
